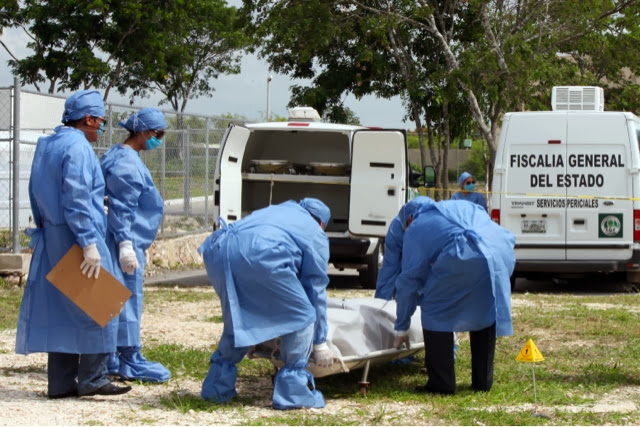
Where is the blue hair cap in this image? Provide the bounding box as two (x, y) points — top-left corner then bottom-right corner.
(398, 196), (434, 228)
(299, 198), (331, 226)
(62, 90), (105, 123)
(458, 171), (472, 187)
(119, 107), (167, 132)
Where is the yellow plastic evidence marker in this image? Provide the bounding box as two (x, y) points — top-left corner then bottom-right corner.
(516, 338), (545, 363)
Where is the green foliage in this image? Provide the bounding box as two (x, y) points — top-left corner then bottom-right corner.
(127, 0), (251, 114)
(447, 168), (458, 183)
(144, 344), (211, 379)
(6, 0), (250, 115)
(460, 140), (486, 180)
(8, 1), (112, 92)
(0, 283), (21, 330)
(0, 1), (19, 31)
(406, 134), (420, 149)
(0, 229), (31, 250)
(247, 0), (640, 192)
(322, 106), (361, 126)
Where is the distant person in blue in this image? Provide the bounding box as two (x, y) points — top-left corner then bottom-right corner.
(392, 197), (515, 395)
(451, 172), (487, 211)
(374, 197), (432, 300)
(15, 90), (131, 398)
(199, 198), (335, 410)
(101, 108), (170, 383)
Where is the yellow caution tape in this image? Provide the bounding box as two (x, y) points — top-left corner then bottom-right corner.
(424, 186), (639, 201)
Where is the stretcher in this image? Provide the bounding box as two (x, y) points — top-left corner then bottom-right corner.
(249, 297), (424, 396)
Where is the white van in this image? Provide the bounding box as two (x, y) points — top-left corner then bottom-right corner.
(490, 86), (640, 285)
(212, 107), (416, 288)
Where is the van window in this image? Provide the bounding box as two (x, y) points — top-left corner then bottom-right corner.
(636, 123), (640, 147)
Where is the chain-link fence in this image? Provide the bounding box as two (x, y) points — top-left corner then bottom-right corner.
(0, 84), (252, 252)
(0, 86), (15, 250)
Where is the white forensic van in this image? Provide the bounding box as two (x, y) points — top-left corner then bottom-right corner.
(212, 107), (426, 289)
(490, 86), (640, 286)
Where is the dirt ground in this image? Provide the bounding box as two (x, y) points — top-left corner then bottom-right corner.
(3, 233), (639, 424)
(2, 288), (640, 426)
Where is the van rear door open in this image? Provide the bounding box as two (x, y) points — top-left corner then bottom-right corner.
(217, 125), (250, 223)
(565, 113), (633, 261)
(500, 113), (567, 260)
(349, 130), (407, 237)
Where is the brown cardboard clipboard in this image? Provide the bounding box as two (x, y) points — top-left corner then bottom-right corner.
(46, 244), (132, 328)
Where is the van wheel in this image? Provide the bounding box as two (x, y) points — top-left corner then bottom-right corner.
(510, 274), (517, 292)
(626, 271), (640, 290)
(359, 244), (380, 290)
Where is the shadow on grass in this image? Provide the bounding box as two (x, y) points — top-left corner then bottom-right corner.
(540, 366), (640, 388)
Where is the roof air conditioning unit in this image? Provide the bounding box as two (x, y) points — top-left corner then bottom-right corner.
(551, 86), (604, 112)
(288, 107), (321, 122)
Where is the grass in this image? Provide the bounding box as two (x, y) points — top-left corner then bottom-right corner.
(156, 176), (210, 201)
(0, 230), (32, 250)
(0, 279), (22, 330)
(3, 283), (640, 424)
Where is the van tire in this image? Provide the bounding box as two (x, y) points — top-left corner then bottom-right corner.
(510, 274), (517, 292)
(359, 244), (380, 289)
(626, 271), (640, 287)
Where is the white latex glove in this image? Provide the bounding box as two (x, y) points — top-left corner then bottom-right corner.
(103, 196), (109, 216)
(80, 243), (101, 279)
(144, 249), (150, 265)
(394, 330), (411, 349)
(119, 240), (139, 275)
(313, 343), (335, 368)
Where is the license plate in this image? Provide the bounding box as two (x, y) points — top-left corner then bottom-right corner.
(522, 219), (546, 233)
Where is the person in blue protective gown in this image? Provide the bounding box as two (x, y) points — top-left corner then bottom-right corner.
(392, 197), (515, 395)
(101, 108), (170, 383)
(450, 172), (487, 211)
(198, 198), (335, 410)
(376, 196), (460, 361)
(375, 196), (432, 300)
(15, 90), (132, 398)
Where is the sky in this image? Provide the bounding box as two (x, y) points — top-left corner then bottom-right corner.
(0, 25), (411, 130)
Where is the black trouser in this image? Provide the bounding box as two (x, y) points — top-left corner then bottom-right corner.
(47, 352), (110, 396)
(422, 322), (496, 394)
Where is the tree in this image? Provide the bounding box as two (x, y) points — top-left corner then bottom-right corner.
(4, 0), (250, 115)
(7, 0), (111, 93)
(0, 0), (19, 68)
(342, 0), (639, 186)
(555, 0), (640, 113)
(4, 0), (179, 98)
(244, 0), (479, 197)
(124, 0), (250, 116)
(0, 1), (19, 34)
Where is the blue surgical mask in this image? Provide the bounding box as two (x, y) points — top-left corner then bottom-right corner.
(145, 136), (163, 150)
(97, 121), (105, 136)
(464, 183), (475, 191)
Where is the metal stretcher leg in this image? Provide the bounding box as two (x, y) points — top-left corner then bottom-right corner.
(358, 360), (371, 396)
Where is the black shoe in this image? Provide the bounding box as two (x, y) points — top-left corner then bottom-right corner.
(80, 382), (132, 397)
(48, 389), (78, 399)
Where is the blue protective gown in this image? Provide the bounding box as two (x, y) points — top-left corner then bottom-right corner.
(16, 126), (117, 355)
(199, 201), (329, 409)
(101, 144), (168, 382)
(374, 216), (403, 300)
(395, 199), (515, 337)
(450, 191), (487, 211)
(375, 197), (433, 300)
